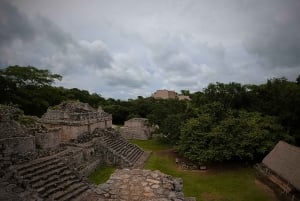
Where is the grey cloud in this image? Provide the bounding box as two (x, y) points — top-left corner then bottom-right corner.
(244, 0), (300, 68)
(150, 35), (226, 89)
(78, 41), (112, 69)
(101, 55), (151, 89)
(0, 0), (35, 46)
(2, 0), (300, 99)
(0, 0), (113, 74)
(34, 15), (74, 50)
(105, 75), (145, 88)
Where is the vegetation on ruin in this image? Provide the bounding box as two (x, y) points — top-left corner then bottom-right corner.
(1, 65), (300, 163)
(17, 115), (38, 126)
(133, 139), (276, 201)
(88, 166), (116, 184)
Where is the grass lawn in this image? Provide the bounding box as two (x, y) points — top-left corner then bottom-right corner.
(132, 139), (277, 201)
(130, 138), (173, 151)
(88, 166), (116, 184)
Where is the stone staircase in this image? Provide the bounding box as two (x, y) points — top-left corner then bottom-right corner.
(96, 129), (145, 167)
(13, 156), (90, 201)
(132, 151), (152, 168)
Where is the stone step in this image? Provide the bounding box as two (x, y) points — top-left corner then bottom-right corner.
(30, 166), (69, 185)
(17, 157), (57, 172)
(130, 152), (139, 163)
(59, 184), (89, 201)
(18, 158), (62, 176)
(110, 141), (123, 150)
(31, 171), (73, 189)
(112, 144), (126, 152)
(37, 174), (77, 195)
(120, 147), (129, 155)
(42, 179), (79, 198)
(22, 162), (65, 179)
(51, 182), (87, 200)
(124, 145), (135, 155)
(132, 151), (151, 168)
(134, 152), (143, 163)
(128, 149), (143, 163)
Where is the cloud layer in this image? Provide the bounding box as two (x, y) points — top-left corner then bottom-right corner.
(1, 0), (300, 99)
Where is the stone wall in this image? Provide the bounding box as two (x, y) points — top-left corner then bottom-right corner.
(35, 128), (61, 150)
(151, 89), (191, 100)
(120, 118), (153, 140)
(0, 136), (35, 156)
(151, 89), (178, 99)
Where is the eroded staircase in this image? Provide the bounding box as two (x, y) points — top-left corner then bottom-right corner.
(13, 156), (90, 201)
(95, 129), (145, 167)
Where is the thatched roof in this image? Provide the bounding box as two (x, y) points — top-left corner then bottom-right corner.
(262, 141), (300, 191)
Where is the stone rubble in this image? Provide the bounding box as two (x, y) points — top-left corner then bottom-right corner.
(95, 169), (192, 201)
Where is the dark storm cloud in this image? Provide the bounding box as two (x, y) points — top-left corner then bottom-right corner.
(0, 0), (72, 49)
(0, 0), (35, 45)
(34, 15), (74, 50)
(244, 0), (300, 68)
(0, 0), (113, 72)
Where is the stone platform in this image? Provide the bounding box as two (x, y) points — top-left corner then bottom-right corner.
(94, 169), (194, 201)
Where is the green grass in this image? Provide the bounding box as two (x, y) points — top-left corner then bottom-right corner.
(131, 139), (276, 201)
(130, 138), (173, 151)
(88, 166), (116, 184)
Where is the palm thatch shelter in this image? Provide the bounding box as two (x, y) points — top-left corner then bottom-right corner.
(257, 141), (300, 201)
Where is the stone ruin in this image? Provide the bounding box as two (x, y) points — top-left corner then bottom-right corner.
(120, 118), (155, 140)
(0, 102), (195, 201)
(41, 101), (112, 142)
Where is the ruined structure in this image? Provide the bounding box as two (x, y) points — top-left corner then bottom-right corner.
(151, 89), (190, 100)
(256, 141), (300, 201)
(120, 118), (154, 140)
(0, 105), (62, 171)
(0, 102), (193, 201)
(152, 89), (177, 99)
(41, 101), (112, 142)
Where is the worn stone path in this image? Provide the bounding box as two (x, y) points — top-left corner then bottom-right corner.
(93, 169), (195, 201)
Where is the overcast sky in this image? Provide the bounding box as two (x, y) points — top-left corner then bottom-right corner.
(1, 0), (300, 99)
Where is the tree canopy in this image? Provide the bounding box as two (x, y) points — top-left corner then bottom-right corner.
(1, 65), (300, 163)
(0, 65), (62, 87)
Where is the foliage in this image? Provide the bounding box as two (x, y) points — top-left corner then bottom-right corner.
(203, 82), (249, 109)
(178, 109), (292, 163)
(88, 166), (116, 184)
(17, 115), (38, 126)
(0, 65), (62, 87)
(247, 77), (300, 144)
(159, 113), (186, 144)
(0, 66), (107, 116)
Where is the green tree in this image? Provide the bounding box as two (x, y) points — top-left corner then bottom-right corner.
(204, 82), (249, 109)
(159, 113), (186, 144)
(178, 109), (292, 163)
(249, 78), (300, 144)
(0, 65), (62, 87)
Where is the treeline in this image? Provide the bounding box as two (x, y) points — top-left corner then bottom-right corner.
(0, 66), (106, 116)
(1, 66), (300, 163)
